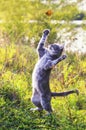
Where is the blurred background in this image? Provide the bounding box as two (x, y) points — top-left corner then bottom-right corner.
(0, 0), (86, 53)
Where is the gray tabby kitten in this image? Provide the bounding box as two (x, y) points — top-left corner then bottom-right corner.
(31, 29), (78, 113)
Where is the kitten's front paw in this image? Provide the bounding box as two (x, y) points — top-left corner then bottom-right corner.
(61, 54), (67, 60)
(43, 29), (50, 35)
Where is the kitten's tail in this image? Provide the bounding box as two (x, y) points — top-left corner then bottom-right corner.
(51, 89), (79, 97)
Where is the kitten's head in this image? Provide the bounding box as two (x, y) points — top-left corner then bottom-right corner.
(48, 43), (64, 58)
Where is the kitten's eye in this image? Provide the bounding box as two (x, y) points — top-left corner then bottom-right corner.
(50, 46), (54, 50)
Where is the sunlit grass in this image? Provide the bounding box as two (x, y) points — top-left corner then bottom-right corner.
(0, 42), (86, 130)
(0, 1), (86, 129)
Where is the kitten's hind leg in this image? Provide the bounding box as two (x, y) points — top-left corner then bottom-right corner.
(31, 89), (43, 111)
(40, 95), (52, 113)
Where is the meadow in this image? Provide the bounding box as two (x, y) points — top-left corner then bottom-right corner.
(0, 0), (86, 130)
(0, 42), (86, 130)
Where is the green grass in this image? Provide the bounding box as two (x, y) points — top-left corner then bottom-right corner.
(0, 1), (86, 129)
(0, 43), (86, 130)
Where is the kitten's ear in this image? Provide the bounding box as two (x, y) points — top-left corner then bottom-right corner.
(60, 45), (64, 50)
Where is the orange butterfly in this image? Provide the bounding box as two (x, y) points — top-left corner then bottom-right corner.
(45, 10), (53, 16)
